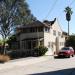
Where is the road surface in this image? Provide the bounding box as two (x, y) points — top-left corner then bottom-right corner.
(0, 56), (75, 75)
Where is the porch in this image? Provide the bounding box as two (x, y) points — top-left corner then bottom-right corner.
(21, 38), (44, 51)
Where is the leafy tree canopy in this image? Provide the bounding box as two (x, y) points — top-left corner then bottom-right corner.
(0, 0), (36, 39)
(64, 6), (73, 21)
(65, 35), (75, 50)
(0, 0), (36, 54)
(64, 6), (73, 15)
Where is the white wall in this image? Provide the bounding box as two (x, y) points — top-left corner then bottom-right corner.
(45, 19), (65, 55)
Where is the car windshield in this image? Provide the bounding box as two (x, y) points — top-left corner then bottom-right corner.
(61, 48), (69, 50)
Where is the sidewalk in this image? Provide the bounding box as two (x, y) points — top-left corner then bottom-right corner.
(0, 56), (54, 70)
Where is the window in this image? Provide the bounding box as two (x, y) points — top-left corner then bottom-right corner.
(24, 40), (32, 49)
(60, 42), (64, 46)
(22, 28), (30, 33)
(48, 42), (50, 47)
(60, 42), (62, 46)
(40, 40), (44, 46)
(62, 42), (64, 46)
(48, 28), (50, 32)
(45, 27), (50, 32)
(38, 27), (43, 32)
(58, 32), (61, 36)
(30, 27), (37, 32)
(61, 47), (69, 50)
(22, 41), (26, 49)
(53, 30), (56, 36)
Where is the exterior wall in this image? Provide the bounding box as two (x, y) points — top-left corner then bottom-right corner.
(44, 32), (55, 55)
(44, 29), (56, 55)
(17, 19), (66, 55)
(45, 20), (65, 55)
(20, 32), (44, 40)
(59, 37), (65, 50)
(19, 32), (44, 51)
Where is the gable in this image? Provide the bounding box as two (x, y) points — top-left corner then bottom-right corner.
(51, 19), (62, 33)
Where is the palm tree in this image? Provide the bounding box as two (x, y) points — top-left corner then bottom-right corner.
(64, 6), (73, 36)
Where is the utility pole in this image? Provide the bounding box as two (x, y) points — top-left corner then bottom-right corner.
(37, 27), (40, 47)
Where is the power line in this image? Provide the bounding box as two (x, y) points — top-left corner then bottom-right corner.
(57, 0), (75, 19)
(68, 0), (75, 6)
(43, 0), (58, 20)
(43, 0), (74, 21)
(69, 0), (75, 6)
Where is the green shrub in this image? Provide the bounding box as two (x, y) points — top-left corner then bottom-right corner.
(65, 35), (75, 50)
(34, 46), (48, 56)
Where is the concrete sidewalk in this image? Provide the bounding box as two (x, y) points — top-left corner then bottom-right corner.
(0, 56), (54, 70)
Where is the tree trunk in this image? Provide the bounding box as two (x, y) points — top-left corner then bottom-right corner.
(3, 41), (6, 55)
(68, 21), (69, 36)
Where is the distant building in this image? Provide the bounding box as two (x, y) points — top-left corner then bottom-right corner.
(15, 18), (66, 55)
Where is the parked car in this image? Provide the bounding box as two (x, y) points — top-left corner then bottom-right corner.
(58, 47), (74, 58)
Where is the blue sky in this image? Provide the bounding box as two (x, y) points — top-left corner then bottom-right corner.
(27, 0), (75, 34)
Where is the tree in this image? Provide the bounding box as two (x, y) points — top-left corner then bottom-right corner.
(65, 35), (75, 50)
(0, 40), (3, 45)
(0, 0), (36, 54)
(64, 6), (73, 36)
(6, 35), (18, 50)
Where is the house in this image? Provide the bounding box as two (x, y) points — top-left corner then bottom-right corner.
(16, 18), (66, 55)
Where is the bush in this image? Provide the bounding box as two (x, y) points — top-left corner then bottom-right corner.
(0, 54), (10, 63)
(7, 51), (32, 59)
(34, 46), (48, 56)
(65, 35), (75, 50)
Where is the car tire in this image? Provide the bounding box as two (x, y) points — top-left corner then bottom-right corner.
(72, 54), (74, 57)
(67, 55), (70, 58)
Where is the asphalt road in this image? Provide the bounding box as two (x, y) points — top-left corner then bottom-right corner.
(0, 56), (75, 75)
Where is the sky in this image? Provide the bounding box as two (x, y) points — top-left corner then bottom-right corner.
(27, 0), (75, 34)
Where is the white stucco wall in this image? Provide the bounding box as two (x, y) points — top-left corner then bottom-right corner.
(45, 19), (65, 55)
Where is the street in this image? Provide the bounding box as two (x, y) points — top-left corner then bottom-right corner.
(0, 56), (75, 75)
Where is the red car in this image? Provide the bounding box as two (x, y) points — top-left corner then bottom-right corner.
(58, 47), (74, 58)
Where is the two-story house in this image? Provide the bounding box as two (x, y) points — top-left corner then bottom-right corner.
(16, 18), (66, 55)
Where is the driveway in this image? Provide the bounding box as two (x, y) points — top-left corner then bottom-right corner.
(0, 56), (75, 75)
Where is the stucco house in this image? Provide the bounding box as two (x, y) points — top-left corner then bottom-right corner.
(15, 18), (66, 55)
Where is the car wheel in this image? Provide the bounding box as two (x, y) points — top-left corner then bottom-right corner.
(67, 55), (70, 58)
(72, 54), (74, 57)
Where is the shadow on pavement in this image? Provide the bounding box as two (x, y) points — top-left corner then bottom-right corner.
(30, 68), (75, 75)
(54, 56), (69, 59)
